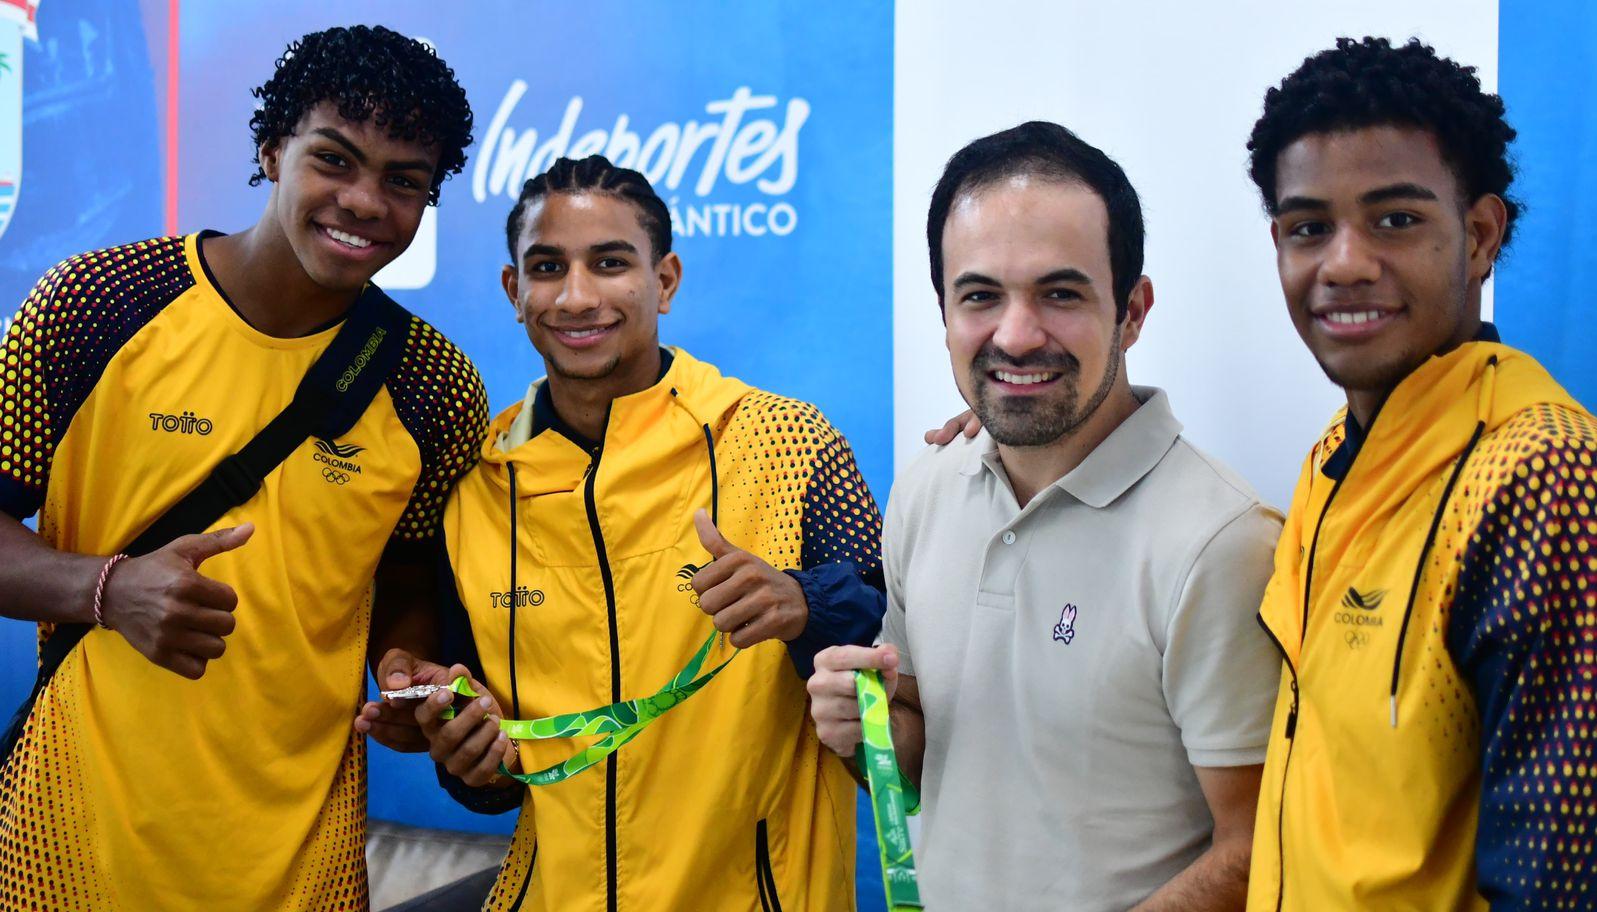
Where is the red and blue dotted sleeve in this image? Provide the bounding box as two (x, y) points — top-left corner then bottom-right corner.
(1450, 409), (1597, 909)
(0, 239), (189, 521)
(384, 318), (489, 550)
(0, 268), (58, 520)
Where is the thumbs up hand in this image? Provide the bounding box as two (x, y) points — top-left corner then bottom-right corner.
(690, 509), (808, 649)
(100, 523), (253, 680)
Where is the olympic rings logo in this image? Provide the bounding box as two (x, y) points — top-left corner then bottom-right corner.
(322, 468), (351, 485)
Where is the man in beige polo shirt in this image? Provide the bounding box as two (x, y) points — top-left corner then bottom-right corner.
(809, 122), (1283, 910)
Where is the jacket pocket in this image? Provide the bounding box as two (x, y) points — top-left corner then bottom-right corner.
(755, 819), (783, 912)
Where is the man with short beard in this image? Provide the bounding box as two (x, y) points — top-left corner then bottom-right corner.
(807, 121), (1284, 910)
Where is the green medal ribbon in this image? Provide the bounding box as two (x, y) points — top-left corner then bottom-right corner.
(854, 669), (923, 910)
(444, 630), (735, 787)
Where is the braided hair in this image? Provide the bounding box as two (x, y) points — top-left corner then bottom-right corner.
(1247, 36), (1519, 248)
(505, 155), (673, 262)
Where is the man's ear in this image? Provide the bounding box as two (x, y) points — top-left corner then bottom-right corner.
(1466, 193), (1509, 282)
(656, 252), (683, 315)
(502, 264), (523, 324)
(1118, 276), (1155, 350)
(258, 140), (285, 183)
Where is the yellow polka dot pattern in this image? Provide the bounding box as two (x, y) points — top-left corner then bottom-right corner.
(278, 730), (370, 911)
(483, 811), (538, 911)
(1447, 402), (1597, 907)
(717, 391), (881, 577)
(0, 652), (115, 910)
(0, 238), (192, 519)
(386, 317), (489, 543)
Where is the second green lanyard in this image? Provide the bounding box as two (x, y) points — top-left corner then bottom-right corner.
(855, 669), (923, 910)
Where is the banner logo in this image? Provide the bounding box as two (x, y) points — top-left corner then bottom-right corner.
(474, 82), (808, 240)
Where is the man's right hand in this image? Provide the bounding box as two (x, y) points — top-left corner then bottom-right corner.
(355, 648), (458, 752)
(415, 663), (519, 789)
(100, 524), (253, 680)
(807, 644), (900, 757)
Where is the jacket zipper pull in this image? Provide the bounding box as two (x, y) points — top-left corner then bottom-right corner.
(1284, 679), (1299, 740)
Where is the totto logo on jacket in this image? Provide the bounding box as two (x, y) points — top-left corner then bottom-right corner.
(441, 350), (874, 912)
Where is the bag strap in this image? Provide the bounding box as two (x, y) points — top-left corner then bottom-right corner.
(2, 285), (412, 761)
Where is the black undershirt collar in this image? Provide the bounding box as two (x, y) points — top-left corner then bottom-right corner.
(1321, 322), (1500, 480)
(532, 348), (675, 452)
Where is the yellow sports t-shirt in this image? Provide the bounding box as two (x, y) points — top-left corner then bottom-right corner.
(0, 234), (487, 911)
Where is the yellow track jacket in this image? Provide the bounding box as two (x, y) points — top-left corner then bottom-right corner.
(1248, 334), (1597, 911)
(438, 349), (883, 911)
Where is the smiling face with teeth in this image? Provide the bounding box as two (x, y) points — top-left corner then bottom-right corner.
(503, 191), (682, 397)
(1270, 126), (1508, 422)
(940, 176), (1149, 449)
(258, 102), (439, 294)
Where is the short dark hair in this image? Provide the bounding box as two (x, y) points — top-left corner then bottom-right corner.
(927, 121), (1145, 320)
(504, 155), (673, 263)
(248, 25), (474, 205)
(1247, 36), (1519, 248)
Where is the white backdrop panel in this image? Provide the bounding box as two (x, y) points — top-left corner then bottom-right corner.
(893, 0), (1497, 507)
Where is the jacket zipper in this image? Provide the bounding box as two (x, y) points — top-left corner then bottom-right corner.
(1256, 617), (1299, 912)
(755, 819), (782, 912)
(584, 445), (621, 912)
(1268, 459), (1349, 912)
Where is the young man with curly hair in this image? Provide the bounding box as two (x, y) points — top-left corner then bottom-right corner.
(0, 24), (486, 911)
(1244, 37), (1597, 910)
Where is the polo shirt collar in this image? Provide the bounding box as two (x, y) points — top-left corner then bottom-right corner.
(961, 386), (1183, 509)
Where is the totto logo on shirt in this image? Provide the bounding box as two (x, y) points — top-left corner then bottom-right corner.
(1052, 604), (1078, 644)
(148, 410), (213, 435)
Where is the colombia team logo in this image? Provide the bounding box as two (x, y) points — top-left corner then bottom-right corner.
(0, 0), (38, 243)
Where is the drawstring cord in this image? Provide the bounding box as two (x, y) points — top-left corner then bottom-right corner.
(1388, 354), (1497, 727)
(668, 387), (720, 525)
(500, 388), (721, 718)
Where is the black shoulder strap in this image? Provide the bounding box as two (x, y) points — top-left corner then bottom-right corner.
(1, 285), (412, 761)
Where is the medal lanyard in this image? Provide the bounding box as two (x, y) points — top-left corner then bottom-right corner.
(443, 630), (735, 786)
(855, 669), (923, 910)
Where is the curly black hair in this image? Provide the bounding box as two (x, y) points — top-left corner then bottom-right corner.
(1247, 36), (1519, 249)
(247, 25), (473, 205)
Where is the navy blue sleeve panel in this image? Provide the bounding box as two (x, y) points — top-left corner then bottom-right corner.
(1449, 423), (1597, 910)
(785, 424), (887, 678)
(432, 537), (525, 816)
(0, 238), (191, 521)
(385, 319), (489, 545)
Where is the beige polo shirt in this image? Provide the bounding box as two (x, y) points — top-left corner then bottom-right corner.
(880, 387), (1282, 911)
